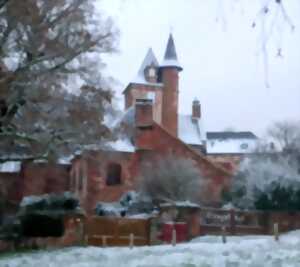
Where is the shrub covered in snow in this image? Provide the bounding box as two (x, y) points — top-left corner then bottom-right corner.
(7, 192), (82, 239)
(223, 154), (300, 210)
(95, 202), (126, 217)
(95, 191), (155, 217)
(19, 192), (80, 215)
(138, 155), (206, 205)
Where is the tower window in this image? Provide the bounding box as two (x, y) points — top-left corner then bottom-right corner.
(148, 67), (156, 77)
(106, 163), (122, 186)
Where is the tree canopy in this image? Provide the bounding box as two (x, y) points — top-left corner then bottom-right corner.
(0, 0), (119, 162)
(138, 155), (206, 205)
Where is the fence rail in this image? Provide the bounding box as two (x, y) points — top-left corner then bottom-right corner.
(85, 216), (151, 247)
(200, 208), (267, 235)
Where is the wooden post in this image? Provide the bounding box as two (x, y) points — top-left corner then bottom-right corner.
(129, 233), (134, 249)
(84, 235), (88, 246)
(102, 235), (107, 247)
(230, 209), (236, 235)
(171, 228), (177, 246)
(274, 223), (279, 241)
(222, 226), (227, 244)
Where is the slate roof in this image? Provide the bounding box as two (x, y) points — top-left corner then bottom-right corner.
(160, 34), (183, 71)
(129, 48), (163, 87)
(207, 131), (258, 140)
(178, 115), (205, 146)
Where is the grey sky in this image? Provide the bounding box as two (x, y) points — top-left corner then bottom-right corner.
(98, 0), (300, 137)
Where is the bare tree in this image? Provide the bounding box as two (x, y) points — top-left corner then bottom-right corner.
(223, 120), (300, 209)
(0, 0), (119, 162)
(267, 120), (300, 151)
(218, 0), (296, 87)
(138, 155), (206, 205)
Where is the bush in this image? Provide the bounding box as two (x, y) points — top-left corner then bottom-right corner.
(21, 214), (64, 237)
(223, 155), (300, 211)
(138, 155), (205, 205)
(20, 192), (79, 215)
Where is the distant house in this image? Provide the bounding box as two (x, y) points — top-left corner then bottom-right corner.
(206, 131), (259, 167)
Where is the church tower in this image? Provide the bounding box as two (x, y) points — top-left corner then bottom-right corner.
(159, 34), (183, 137)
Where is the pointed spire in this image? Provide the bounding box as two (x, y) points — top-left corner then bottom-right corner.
(164, 34), (178, 60)
(160, 34), (183, 71)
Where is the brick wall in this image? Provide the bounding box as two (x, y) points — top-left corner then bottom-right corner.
(0, 172), (22, 209)
(22, 162), (70, 197)
(136, 122), (232, 202)
(70, 151), (140, 214)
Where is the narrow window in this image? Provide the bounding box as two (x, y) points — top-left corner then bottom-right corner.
(106, 163), (122, 186)
(78, 167), (83, 190)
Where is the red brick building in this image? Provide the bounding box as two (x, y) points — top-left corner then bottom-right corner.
(69, 34), (232, 214)
(1, 34), (233, 215)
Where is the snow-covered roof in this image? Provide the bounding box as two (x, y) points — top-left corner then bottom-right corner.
(160, 34), (183, 71)
(206, 137), (259, 155)
(106, 138), (135, 153)
(160, 59), (183, 70)
(129, 48), (163, 87)
(207, 132), (258, 140)
(58, 155), (73, 165)
(178, 115), (205, 146)
(0, 161), (21, 173)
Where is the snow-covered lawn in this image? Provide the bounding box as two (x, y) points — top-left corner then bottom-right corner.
(2, 231), (300, 267)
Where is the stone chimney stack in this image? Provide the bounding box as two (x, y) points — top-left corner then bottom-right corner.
(135, 99), (153, 127)
(192, 99), (201, 119)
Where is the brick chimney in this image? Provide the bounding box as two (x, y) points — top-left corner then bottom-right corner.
(135, 99), (153, 127)
(192, 99), (201, 119)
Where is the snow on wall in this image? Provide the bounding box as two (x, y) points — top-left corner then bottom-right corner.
(206, 138), (258, 154)
(0, 161), (21, 173)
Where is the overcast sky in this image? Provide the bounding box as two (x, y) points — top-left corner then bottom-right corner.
(98, 0), (300, 137)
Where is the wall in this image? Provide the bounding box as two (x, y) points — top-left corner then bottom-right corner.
(70, 151), (140, 214)
(136, 122), (232, 203)
(0, 173), (22, 214)
(22, 162), (70, 197)
(124, 84), (163, 124)
(85, 216), (151, 247)
(207, 154), (243, 171)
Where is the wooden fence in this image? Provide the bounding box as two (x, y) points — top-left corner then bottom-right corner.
(199, 208), (267, 235)
(199, 208), (300, 236)
(85, 217), (151, 247)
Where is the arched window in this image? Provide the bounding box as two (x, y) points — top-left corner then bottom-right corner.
(106, 163), (122, 186)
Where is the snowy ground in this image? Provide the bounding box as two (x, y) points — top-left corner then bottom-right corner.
(2, 231), (300, 267)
